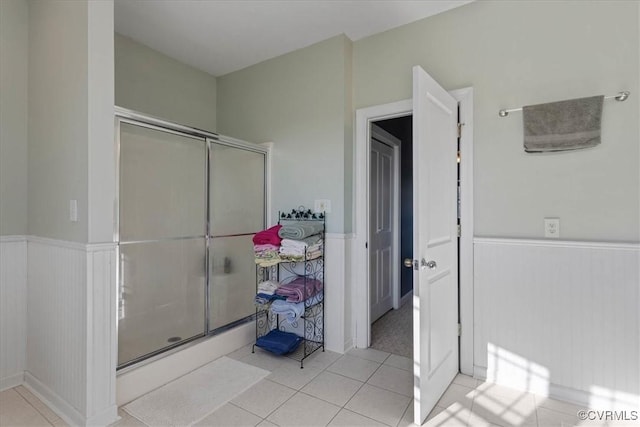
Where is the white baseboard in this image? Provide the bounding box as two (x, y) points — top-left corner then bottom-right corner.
(24, 371), (84, 427)
(0, 372), (24, 392)
(0, 237), (27, 390)
(343, 338), (354, 354)
(85, 403), (119, 427)
(23, 371), (119, 426)
(473, 365), (639, 410)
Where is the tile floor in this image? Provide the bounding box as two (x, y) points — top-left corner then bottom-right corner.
(0, 346), (632, 426)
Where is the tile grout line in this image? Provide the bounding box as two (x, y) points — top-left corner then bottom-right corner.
(14, 386), (57, 426)
(249, 351), (406, 427)
(396, 397), (413, 427)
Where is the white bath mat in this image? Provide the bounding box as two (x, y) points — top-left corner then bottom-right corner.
(124, 356), (269, 426)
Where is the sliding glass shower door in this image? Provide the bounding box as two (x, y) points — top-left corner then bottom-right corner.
(118, 123), (207, 367)
(116, 113), (268, 369)
(208, 142), (265, 331)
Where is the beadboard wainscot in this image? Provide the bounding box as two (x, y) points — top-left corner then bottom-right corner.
(25, 236), (118, 426)
(0, 236), (28, 391)
(474, 237), (640, 410)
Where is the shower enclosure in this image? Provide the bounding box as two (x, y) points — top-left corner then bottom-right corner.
(115, 108), (267, 368)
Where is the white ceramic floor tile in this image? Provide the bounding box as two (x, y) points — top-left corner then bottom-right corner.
(347, 347), (391, 363)
(267, 359), (324, 390)
(51, 417), (69, 427)
(464, 410), (502, 427)
(266, 392), (340, 427)
(0, 389), (52, 427)
(470, 400), (537, 427)
(436, 383), (475, 409)
(111, 410), (147, 427)
(475, 381), (532, 401)
(383, 354), (412, 372)
(301, 371), (363, 406)
(327, 355), (381, 382)
(397, 401), (415, 427)
(536, 407), (581, 426)
(534, 394), (585, 416)
(240, 349), (287, 372)
(231, 379), (296, 418)
(472, 385), (537, 426)
(423, 402), (471, 427)
(299, 350), (341, 370)
(345, 384), (411, 427)
(452, 373), (478, 389)
(328, 409), (386, 426)
(227, 344), (255, 361)
(425, 405), (445, 422)
(367, 364), (413, 397)
(193, 403), (262, 426)
(0, 389), (23, 404)
(15, 386), (61, 424)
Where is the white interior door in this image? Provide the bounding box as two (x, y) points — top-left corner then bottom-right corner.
(369, 135), (394, 323)
(412, 65), (459, 424)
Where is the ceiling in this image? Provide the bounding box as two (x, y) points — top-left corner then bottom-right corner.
(114, 0), (472, 77)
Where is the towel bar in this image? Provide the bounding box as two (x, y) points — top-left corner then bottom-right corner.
(498, 91), (630, 117)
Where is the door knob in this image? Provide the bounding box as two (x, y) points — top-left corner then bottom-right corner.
(403, 258), (414, 268)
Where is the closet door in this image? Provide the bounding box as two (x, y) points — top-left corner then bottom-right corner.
(208, 141), (265, 331)
(118, 123), (206, 367)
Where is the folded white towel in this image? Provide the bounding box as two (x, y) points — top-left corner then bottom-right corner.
(257, 280), (279, 295)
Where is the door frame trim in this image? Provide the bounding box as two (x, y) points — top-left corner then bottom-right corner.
(370, 124), (402, 315)
(352, 88), (474, 375)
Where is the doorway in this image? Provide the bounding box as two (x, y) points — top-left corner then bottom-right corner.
(353, 88), (474, 374)
(368, 116), (413, 359)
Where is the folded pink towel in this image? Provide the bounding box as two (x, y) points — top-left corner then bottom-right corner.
(253, 225), (283, 245)
(275, 277), (323, 302)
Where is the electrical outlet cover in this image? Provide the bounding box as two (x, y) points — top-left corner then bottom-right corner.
(544, 217), (560, 238)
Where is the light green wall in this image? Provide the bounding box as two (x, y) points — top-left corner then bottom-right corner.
(354, 0), (639, 242)
(217, 35), (352, 233)
(28, 0), (90, 242)
(343, 38), (353, 233)
(115, 33), (217, 132)
(0, 0), (29, 236)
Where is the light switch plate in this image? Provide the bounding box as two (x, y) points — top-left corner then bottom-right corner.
(544, 217), (560, 238)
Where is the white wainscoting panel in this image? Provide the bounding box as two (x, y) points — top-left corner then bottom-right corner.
(26, 237), (118, 426)
(85, 243), (118, 425)
(0, 236), (27, 390)
(343, 234), (354, 351)
(474, 238), (640, 410)
(27, 237), (88, 422)
(325, 233), (349, 354)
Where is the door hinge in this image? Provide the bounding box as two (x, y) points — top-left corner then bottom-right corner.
(457, 122), (463, 138)
(457, 224), (461, 237)
(458, 323), (462, 336)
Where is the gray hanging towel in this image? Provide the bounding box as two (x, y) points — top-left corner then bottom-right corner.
(523, 95), (604, 152)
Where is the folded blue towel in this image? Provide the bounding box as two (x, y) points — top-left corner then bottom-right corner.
(271, 299), (305, 323)
(255, 330), (302, 355)
(255, 293), (286, 305)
